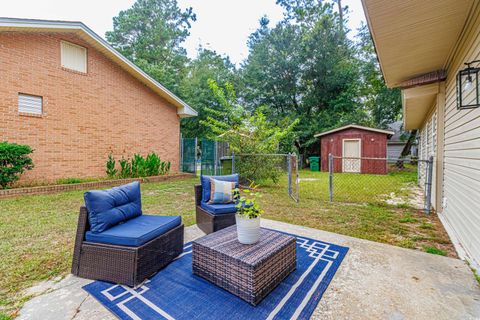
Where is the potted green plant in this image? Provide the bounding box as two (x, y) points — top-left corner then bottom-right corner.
(234, 182), (264, 244)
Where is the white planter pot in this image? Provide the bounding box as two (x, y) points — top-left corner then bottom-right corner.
(236, 214), (261, 244)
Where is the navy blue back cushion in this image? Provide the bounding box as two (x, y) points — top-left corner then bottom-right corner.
(200, 174), (239, 203)
(84, 181), (142, 233)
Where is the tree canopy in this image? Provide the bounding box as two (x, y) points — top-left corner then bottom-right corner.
(106, 0), (196, 95)
(107, 0), (402, 157)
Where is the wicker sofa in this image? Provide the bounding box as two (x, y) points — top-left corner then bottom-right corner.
(71, 182), (184, 287)
(195, 174), (240, 234)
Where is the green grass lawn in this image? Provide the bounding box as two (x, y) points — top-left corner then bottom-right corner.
(0, 170), (454, 317)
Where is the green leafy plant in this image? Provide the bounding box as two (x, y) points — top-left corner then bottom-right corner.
(145, 152), (161, 176)
(165, 161), (171, 174)
(131, 154), (147, 178)
(106, 153), (118, 178)
(201, 81), (299, 183)
(159, 160), (171, 175)
(423, 246), (447, 256)
(108, 153), (170, 179)
(119, 157), (132, 179)
(0, 142), (34, 189)
(234, 182), (264, 219)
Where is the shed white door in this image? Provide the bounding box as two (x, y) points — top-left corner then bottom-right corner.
(343, 139), (361, 173)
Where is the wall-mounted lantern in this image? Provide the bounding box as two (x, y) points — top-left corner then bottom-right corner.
(457, 60), (480, 109)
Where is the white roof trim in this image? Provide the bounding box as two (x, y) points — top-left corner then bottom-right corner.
(314, 124), (395, 138)
(0, 17), (197, 118)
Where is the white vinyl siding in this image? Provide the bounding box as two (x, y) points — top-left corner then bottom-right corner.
(417, 109), (438, 209)
(18, 93), (42, 114)
(442, 17), (480, 267)
(60, 41), (87, 73)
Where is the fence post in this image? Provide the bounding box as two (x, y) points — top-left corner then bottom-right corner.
(424, 156), (434, 215)
(214, 140), (218, 175)
(329, 153), (333, 202)
(231, 152), (235, 174)
(194, 137), (198, 175)
(417, 159), (420, 185)
(287, 153), (292, 197)
(180, 135), (184, 173)
(295, 154), (299, 204)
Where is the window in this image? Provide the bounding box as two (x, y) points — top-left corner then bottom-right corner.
(18, 93), (42, 115)
(60, 41), (87, 73)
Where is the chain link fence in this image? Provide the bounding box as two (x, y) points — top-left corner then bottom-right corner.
(180, 138), (299, 203)
(233, 153), (299, 203)
(326, 154), (433, 213)
(180, 138), (197, 174)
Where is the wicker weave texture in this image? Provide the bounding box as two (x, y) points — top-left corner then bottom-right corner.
(192, 226), (296, 305)
(71, 206), (184, 287)
(194, 184), (236, 234)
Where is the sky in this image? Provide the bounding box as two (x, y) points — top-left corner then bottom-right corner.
(1, 0), (366, 64)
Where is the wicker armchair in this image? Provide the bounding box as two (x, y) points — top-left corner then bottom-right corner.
(71, 206), (184, 287)
(194, 184), (236, 234)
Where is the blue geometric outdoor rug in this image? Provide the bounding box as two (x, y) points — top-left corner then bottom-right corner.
(83, 233), (348, 320)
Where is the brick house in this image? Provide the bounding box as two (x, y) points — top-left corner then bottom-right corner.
(0, 18), (197, 183)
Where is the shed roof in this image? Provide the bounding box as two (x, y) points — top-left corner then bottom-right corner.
(314, 124), (394, 138)
(0, 17), (197, 118)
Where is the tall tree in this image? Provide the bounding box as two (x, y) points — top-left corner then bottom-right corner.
(356, 23), (402, 128)
(180, 49), (237, 138)
(106, 0), (196, 95)
(202, 80), (299, 182)
(240, 1), (364, 158)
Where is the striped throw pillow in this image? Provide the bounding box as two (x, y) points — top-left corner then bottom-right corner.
(208, 178), (236, 204)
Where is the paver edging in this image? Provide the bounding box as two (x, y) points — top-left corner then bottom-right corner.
(0, 173), (196, 199)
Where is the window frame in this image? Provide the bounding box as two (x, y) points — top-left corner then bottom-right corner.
(60, 40), (88, 74)
(18, 93), (43, 115)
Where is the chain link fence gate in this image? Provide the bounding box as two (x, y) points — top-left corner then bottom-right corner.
(417, 156), (434, 214)
(180, 138), (197, 174)
(200, 139), (216, 176)
(180, 139), (299, 203)
(327, 153), (433, 213)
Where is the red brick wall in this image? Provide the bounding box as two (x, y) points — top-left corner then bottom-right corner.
(320, 128), (388, 174)
(0, 32), (181, 183)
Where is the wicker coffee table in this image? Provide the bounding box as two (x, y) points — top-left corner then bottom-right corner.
(192, 225), (296, 305)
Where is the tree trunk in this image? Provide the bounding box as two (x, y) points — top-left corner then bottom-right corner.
(337, 0), (344, 37)
(396, 130), (418, 169)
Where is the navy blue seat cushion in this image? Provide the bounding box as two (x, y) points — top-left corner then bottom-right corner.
(84, 181), (142, 233)
(200, 202), (238, 215)
(200, 174), (239, 203)
(85, 215), (182, 247)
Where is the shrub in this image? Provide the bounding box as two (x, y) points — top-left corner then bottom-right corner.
(145, 153), (161, 176)
(113, 153), (170, 179)
(201, 81), (298, 184)
(131, 154), (147, 177)
(0, 142), (34, 189)
(106, 153), (118, 178)
(165, 161), (171, 174)
(119, 157), (132, 179)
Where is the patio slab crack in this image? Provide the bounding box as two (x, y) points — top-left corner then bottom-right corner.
(71, 294), (89, 320)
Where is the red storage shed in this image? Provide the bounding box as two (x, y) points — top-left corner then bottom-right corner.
(315, 125), (394, 175)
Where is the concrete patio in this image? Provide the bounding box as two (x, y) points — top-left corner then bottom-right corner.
(18, 219), (480, 320)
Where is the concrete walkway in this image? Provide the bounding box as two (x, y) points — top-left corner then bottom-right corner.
(18, 220), (480, 320)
